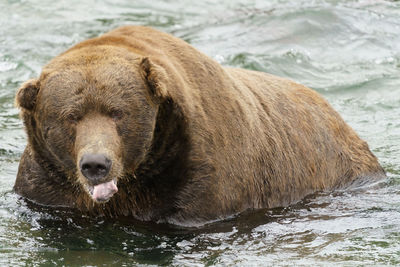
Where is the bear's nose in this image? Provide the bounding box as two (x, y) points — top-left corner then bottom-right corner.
(79, 154), (111, 183)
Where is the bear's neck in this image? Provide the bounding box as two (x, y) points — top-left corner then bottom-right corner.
(132, 100), (189, 215)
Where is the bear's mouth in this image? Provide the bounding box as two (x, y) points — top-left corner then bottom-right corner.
(85, 179), (118, 203)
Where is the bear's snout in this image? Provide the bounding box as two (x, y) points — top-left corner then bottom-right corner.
(74, 113), (122, 202)
(79, 153), (111, 184)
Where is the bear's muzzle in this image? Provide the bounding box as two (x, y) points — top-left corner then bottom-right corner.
(78, 154), (118, 202)
(80, 153), (112, 183)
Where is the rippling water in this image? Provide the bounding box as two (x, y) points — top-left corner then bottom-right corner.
(1, 0), (400, 266)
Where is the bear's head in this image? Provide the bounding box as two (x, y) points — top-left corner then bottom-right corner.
(16, 45), (170, 203)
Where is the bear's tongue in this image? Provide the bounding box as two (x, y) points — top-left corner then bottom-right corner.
(92, 180), (118, 202)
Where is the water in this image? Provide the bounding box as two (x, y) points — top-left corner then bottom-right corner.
(1, 0), (400, 265)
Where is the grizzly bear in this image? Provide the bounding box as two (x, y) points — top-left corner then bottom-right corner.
(14, 26), (385, 226)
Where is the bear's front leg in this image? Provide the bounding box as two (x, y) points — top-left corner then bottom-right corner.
(14, 145), (75, 208)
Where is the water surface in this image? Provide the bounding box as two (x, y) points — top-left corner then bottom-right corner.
(1, 0), (400, 266)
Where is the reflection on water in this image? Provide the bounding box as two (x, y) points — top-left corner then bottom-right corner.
(1, 0), (400, 266)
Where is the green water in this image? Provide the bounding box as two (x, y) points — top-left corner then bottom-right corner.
(1, 0), (400, 266)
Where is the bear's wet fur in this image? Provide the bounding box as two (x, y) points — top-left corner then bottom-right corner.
(14, 26), (385, 226)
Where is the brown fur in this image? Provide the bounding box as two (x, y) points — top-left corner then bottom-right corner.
(14, 26), (385, 226)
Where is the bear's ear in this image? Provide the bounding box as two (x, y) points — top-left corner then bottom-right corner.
(15, 78), (40, 111)
(139, 57), (169, 103)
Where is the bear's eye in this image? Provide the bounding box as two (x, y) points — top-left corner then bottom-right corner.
(44, 126), (51, 140)
(111, 109), (123, 121)
(67, 114), (80, 124)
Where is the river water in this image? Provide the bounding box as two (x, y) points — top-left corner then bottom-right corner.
(1, 0), (400, 266)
